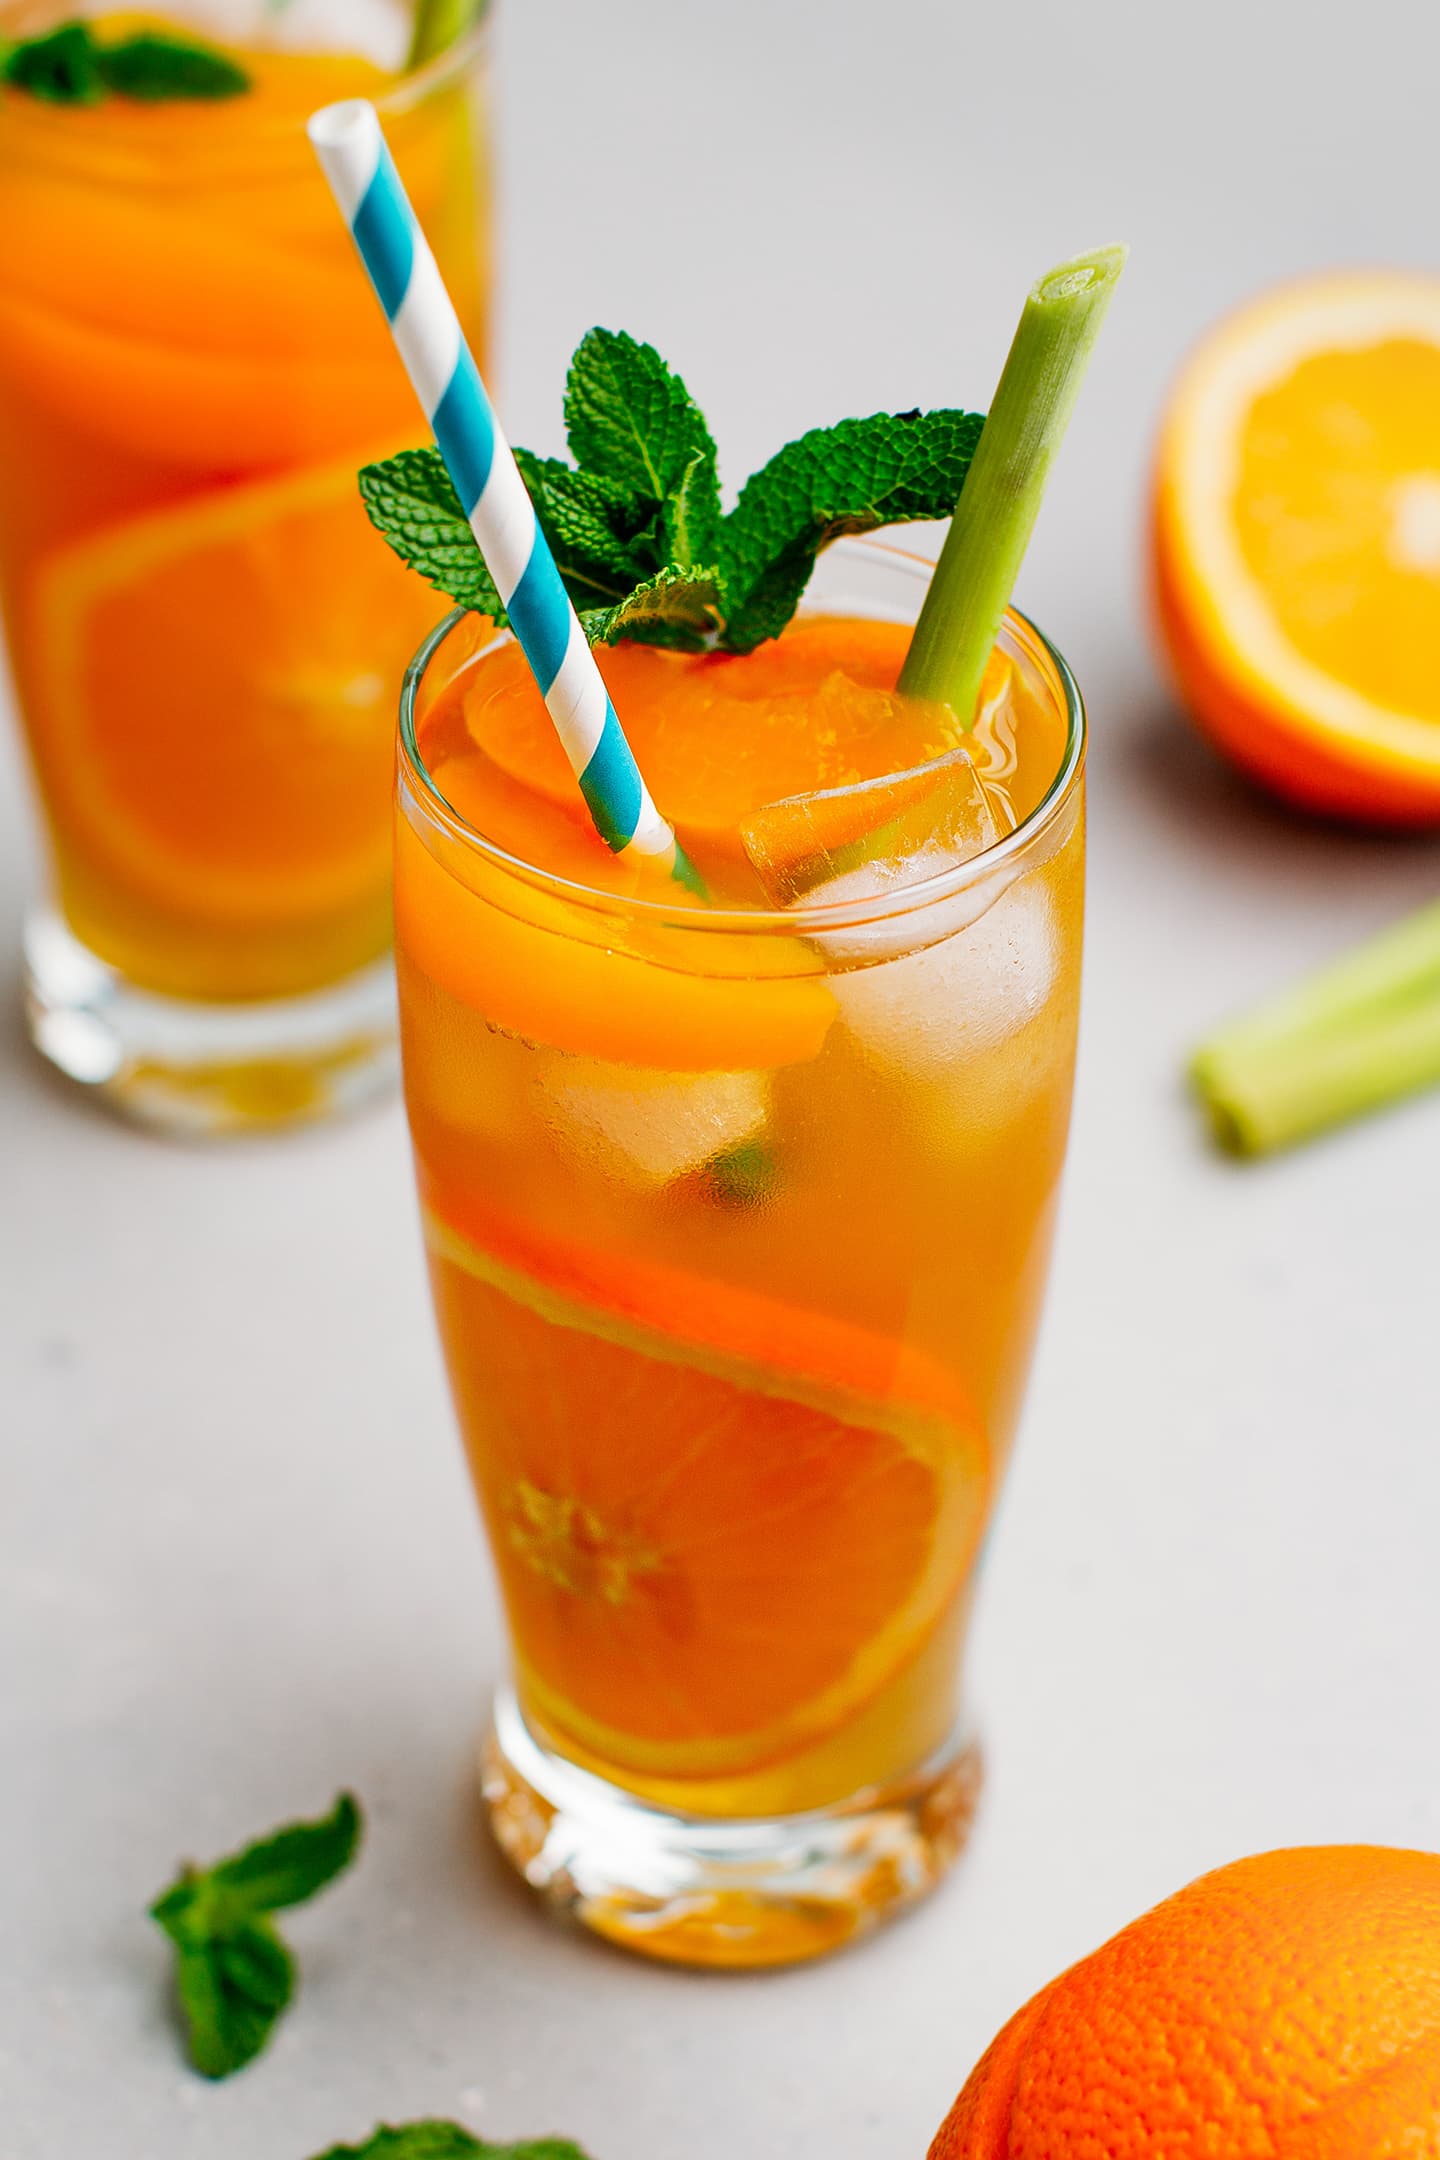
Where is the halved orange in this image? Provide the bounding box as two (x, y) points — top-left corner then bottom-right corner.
(1153, 271), (1440, 824)
(423, 1189), (989, 1779)
(23, 447), (441, 923)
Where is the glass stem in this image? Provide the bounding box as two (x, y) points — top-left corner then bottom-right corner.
(899, 244), (1127, 724)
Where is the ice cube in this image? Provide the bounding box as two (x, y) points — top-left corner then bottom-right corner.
(539, 1061), (769, 1189)
(743, 745), (1000, 908)
(825, 880), (1057, 1079)
(166, 0), (411, 66)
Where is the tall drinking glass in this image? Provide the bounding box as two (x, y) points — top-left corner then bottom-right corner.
(0, 2), (489, 1132)
(396, 539), (1085, 1966)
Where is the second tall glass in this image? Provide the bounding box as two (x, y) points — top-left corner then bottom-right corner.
(0, 4), (489, 1131)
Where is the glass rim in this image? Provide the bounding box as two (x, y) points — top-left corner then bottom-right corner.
(0, 2), (489, 155)
(398, 534), (1088, 940)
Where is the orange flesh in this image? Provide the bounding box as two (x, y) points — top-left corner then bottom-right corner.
(1235, 340), (1440, 721)
(0, 17), (489, 1000)
(400, 614), (1084, 1825)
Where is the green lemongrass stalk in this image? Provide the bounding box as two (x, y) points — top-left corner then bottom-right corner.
(899, 244), (1127, 721)
(1192, 897), (1440, 1154)
(406, 0), (476, 70)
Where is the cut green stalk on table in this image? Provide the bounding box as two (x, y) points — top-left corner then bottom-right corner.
(1192, 896), (1440, 1154)
(900, 244), (1127, 722)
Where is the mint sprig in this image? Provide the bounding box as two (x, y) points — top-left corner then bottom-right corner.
(149, 1792), (362, 2079)
(360, 328), (982, 656)
(0, 21), (250, 104)
(313, 2127), (594, 2160)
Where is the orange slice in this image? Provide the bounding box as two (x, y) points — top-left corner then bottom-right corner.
(1153, 271), (1440, 825)
(463, 616), (968, 851)
(24, 448), (442, 923)
(0, 283), (407, 473)
(423, 1192), (993, 1779)
(423, 1190), (989, 1778)
(394, 808), (837, 1069)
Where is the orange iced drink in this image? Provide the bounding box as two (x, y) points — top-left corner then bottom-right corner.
(396, 541), (1086, 1965)
(0, 9), (488, 1124)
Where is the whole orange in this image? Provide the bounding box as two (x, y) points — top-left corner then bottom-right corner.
(932, 1847), (1440, 2158)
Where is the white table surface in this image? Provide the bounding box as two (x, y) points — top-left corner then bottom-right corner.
(5, 1), (1440, 2154)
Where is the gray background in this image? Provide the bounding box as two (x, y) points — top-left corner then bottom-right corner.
(4, 0), (1440, 2154)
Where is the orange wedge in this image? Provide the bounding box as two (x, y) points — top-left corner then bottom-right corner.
(423, 1190), (989, 1778)
(24, 447), (442, 923)
(1153, 271), (1440, 825)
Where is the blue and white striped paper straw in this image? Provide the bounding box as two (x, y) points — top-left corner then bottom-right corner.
(308, 98), (693, 888)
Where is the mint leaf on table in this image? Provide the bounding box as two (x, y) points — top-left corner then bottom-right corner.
(173, 1918), (293, 2081)
(718, 409), (986, 652)
(150, 1792), (362, 2079)
(1, 22), (250, 103)
(360, 328), (983, 657)
(313, 2127), (594, 2160)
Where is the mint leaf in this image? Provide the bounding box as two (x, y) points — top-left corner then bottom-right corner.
(666, 448), (722, 575)
(149, 1793), (362, 2079)
(360, 447), (711, 638)
(360, 450), (502, 618)
(720, 409), (985, 653)
(313, 2128), (594, 2160)
(565, 328), (715, 502)
(2, 23), (102, 102)
(95, 31), (250, 101)
(176, 1922), (294, 2080)
(700, 1138), (778, 1208)
(565, 329), (721, 570)
(207, 1790), (361, 1912)
(511, 451), (654, 605)
(2, 22), (250, 104)
(585, 566), (723, 651)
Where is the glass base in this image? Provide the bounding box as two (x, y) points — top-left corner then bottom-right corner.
(481, 1690), (982, 1970)
(22, 907), (399, 1136)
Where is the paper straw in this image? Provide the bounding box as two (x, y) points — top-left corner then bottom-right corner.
(308, 99), (693, 888)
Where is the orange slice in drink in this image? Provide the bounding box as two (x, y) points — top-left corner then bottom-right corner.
(423, 1192), (989, 1779)
(394, 808), (837, 1069)
(24, 449), (442, 923)
(464, 616), (970, 853)
(1153, 271), (1440, 824)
